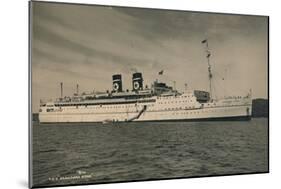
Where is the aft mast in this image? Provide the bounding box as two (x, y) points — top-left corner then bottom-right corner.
(202, 39), (213, 100)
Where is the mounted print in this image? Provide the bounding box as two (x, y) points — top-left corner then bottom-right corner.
(29, 1), (269, 188)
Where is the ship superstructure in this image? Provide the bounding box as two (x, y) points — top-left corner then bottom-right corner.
(38, 40), (252, 123)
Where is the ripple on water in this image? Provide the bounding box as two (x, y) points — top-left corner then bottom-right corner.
(32, 118), (268, 187)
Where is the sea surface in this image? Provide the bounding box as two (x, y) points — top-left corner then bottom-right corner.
(32, 118), (268, 187)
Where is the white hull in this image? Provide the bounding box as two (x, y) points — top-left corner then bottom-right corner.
(39, 93), (252, 123)
(39, 105), (251, 123)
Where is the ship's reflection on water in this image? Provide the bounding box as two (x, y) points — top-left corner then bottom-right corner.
(32, 118), (268, 187)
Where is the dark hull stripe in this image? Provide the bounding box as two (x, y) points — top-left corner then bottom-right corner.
(136, 116), (252, 122)
(39, 116), (251, 124)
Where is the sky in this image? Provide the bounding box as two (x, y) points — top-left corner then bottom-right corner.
(31, 1), (268, 112)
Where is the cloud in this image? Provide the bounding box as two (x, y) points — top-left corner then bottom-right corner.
(31, 2), (268, 112)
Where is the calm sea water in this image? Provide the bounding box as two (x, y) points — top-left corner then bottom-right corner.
(32, 118), (268, 187)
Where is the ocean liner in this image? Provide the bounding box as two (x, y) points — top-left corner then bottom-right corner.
(38, 40), (252, 123)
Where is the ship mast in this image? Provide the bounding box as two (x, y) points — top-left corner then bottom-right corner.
(76, 84), (79, 95)
(60, 82), (63, 99)
(202, 39), (212, 99)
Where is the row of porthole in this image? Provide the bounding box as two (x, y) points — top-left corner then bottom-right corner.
(44, 108), (227, 114)
(56, 105), (196, 111)
(56, 104), (140, 107)
(59, 104), (155, 109)
(172, 110), (222, 115)
(164, 106), (195, 111)
(157, 95), (193, 99)
(159, 100), (193, 104)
